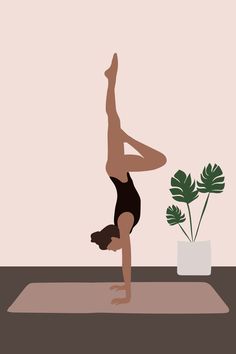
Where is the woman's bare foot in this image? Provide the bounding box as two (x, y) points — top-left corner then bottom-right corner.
(104, 53), (118, 80)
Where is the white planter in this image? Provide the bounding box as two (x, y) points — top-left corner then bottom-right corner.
(177, 240), (211, 275)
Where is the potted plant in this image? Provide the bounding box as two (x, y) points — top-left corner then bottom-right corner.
(166, 163), (225, 275)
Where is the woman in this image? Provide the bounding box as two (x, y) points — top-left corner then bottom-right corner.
(91, 53), (167, 305)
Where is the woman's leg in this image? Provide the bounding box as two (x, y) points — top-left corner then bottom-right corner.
(105, 54), (125, 169)
(121, 130), (167, 171)
(105, 53), (167, 172)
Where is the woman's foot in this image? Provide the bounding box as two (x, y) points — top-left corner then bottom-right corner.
(104, 53), (118, 80)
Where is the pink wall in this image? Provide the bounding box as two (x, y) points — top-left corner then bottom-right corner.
(0, 0), (234, 265)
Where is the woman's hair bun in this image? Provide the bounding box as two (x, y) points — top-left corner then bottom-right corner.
(90, 224), (120, 250)
(91, 231), (100, 243)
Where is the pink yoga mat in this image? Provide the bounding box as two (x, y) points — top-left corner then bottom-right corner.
(7, 282), (229, 314)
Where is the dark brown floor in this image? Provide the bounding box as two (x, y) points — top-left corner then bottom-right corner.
(0, 267), (235, 354)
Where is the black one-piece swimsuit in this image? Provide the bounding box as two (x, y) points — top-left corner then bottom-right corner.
(109, 172), (141, 233)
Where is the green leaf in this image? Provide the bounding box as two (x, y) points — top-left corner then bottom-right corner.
(166, 205), (186, 226)
(170, 170), (199, 204)
(197, 163), (225, 193)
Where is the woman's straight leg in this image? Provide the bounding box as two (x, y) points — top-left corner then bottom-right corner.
(105, 54), (125, 167)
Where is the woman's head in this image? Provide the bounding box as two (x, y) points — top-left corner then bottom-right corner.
(90, 224), (121, 251)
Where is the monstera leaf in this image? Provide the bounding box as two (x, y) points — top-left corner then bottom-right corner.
(197, 163), (225, 193)
(170, 170), (199, 203)
(166, 205), (186, 226)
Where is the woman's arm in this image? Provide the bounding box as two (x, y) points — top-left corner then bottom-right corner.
(121, 237), (131, 299)
(111, 235), (132, 305)
(111, 212), (134, 305)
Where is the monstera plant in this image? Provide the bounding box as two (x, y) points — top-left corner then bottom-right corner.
(166, 163), (225, 242)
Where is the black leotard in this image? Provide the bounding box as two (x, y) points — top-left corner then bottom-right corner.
(109, 172), (141, 233)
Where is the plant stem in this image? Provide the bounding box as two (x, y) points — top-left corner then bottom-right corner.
(194, 192), (210, 241)
(187, 203), (194, 241)
(178, 224), (192, 242)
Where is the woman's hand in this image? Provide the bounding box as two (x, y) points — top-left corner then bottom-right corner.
(111, 296), (131, 305)
(110, 284), (131, 304)
(110, 284), (126, 291)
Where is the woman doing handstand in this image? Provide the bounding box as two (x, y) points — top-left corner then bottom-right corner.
(91, 53), (167, 305)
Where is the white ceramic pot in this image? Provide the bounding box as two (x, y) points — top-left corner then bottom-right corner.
(177, 240), (211, 275)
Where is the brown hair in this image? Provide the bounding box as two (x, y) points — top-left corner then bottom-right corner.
(90, 224), (120, 250)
